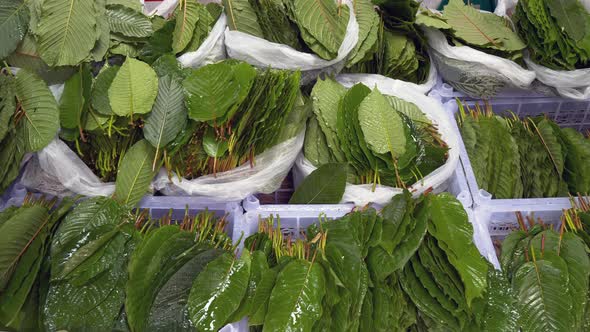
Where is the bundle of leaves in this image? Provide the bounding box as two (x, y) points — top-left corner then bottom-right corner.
(416, 0), (526, 62)
(223, 0), (350, 60)
(514, 0), (590, 70)
(458, 102), (590, 199)
(164, 61), (304, 179)
(140, 0), (223, 64)
(0, 69), (59, 194)
(188, 192), (513, 331)
(125, 209), (235, 331)
(42, 197), (140, 331)
(344, 0), (431, 84)
(499, 212), (590, 331)
(0, 195), (76, 330)
(305, 77), (447, 190)
(56, 57), (161, 186)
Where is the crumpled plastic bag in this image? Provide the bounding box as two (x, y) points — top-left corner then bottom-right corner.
(223, 0), (359, 85)
(153, 131), (305, 201)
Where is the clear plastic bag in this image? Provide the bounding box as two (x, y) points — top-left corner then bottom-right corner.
(294, 81), (460, 206)
(153, 131), (305, 200)
(223, 0), (359, 84)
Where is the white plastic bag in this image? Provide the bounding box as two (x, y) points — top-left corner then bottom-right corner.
(294, 80), (460, 206)
(224, 0), (359, 84)
(153, 131), (305, 200)
(147, 0), (227, 68)
(20, 138), (116, 197)
(424, 27), (535, 98)
(336, 60), (438, 95)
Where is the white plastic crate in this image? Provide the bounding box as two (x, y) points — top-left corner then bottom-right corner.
(443, 99), (589, 213)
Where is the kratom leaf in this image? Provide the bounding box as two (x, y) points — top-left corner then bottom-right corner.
(188, 252), (251, 331)
(114, 140), (157, 207)
(513, 253), (575, 332)
(91, 65), (120, 115)
(292, 0), (348, 59)
(183, 62), (241, 121)
(36, 0), (97, 66)
(172, 1), (201, 53)
(143, 75), (187, 151)
(358, 88), (406, 157)
(545, 0), (586, 41)
(290, 163), (347, 204)
(263, 259), (326, 332)
(202, 129), (229, 158)
(415, 10), (451, 29)
(59, 66), (92, 129)
(108, 58), (159, 116)
(15, 69), (59, 152)
(106, 4), (153, 38)
(107, 0), (142, 11)
(223, 0), (264, 38)
(347, 0), (379, 66)
(0, 0), (29, 60)
(0, 75), (16, 142)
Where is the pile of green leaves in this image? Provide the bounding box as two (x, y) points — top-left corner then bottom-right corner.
(223, 0), (349, 60)
(500, 215), (590, 331)
(514, 0), (590, 70)
(0, 69), (60, 194)
(188, 192), (513, 331)
(0, 195), (75, 330)
(305, 77), (447, 189)
(458, 102), (590, 199)
(344, 0), (430, 84)
(416, 0), (526, 62)
(165, 60), (305, 179)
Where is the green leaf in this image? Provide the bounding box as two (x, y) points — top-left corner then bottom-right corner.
(202, 128), (229, 158)
(415, 10), (451, 29)
(183, 62), (242, 122)
(0, 0), (29, 60)
(92, 65), (120, 115)
(292, 0), (348, 59)
(347, 0), (379, 66)
(263, 259), (326, 332)
(126, 226), (197, 332)
(15, 69), (59, 152)
(289, 163), (347, 204)
(114, 140), (156, 207)
(106, 4), (153, 38)
(0, 75), (16, 142)
(513, 253), (575, 332)
(426, 193), (488, 307)
(358, 88), (406, 157)
(140, 20), (175, 64)
(36, 0), (97, 66)
(545, 0), (586, 41)
(108, 57), (159, 117)
(188, 252), (251, 331)
(59, 66), (92, 129)
(172, 1), (201, 53)
(310, 77), (347, 162)
(143, 75), (187, 151)
(107, 0), (142, 11)
(223, 0), (264, 38)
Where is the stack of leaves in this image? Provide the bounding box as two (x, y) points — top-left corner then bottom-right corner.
(0, 69), (59, 194)
(125, 209), (235, 331)
(344, 0), (431, 84)
(0, 195), (75, 330)
(57, 58), (157, 183)
(514, 0), (590, 70)
(458, 102), (590, 199)
(223, 0), (349, 60)
(189, 192), (510, 331)
(304, 77), (447, 190)
(1, 0), (154, 68)
(140, 0), (223, 64)
(165, 61), (304, 179)
(416, 0), (526, 62)
(500, 213), (590, 331)
(42, 197), (140, 331)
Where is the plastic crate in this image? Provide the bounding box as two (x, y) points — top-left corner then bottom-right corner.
(443, 99), (590, 212)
